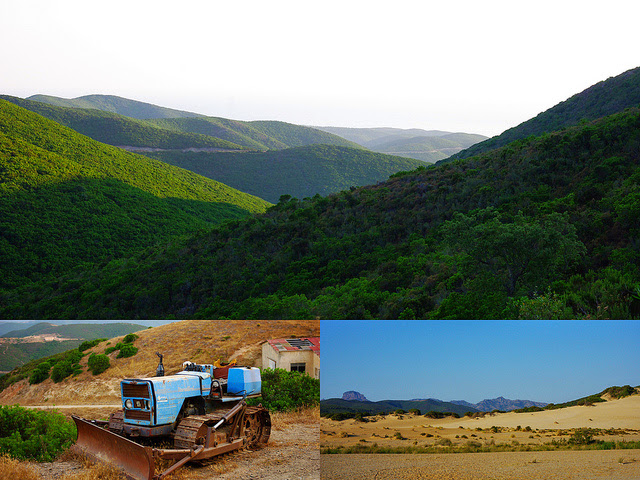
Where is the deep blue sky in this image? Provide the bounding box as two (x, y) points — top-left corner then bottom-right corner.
(320, 320), (640, 404)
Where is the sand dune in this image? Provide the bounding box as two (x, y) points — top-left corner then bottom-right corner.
(436, 395), (640, 430)
(321, 394), (640, 451)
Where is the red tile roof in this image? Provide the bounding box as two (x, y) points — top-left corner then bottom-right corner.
(266, 337), (320, 355)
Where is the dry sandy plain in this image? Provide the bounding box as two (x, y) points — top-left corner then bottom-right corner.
(320, 394), (640, 479)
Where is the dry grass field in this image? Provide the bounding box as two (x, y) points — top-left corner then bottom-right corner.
(0, 320), (319, 406)
(321, 395), (640, 479)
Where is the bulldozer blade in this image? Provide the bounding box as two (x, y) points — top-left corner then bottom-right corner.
(72, 415), (155, 480)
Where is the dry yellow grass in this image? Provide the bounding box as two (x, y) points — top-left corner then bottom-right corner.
(271, 406), (320, 429)
(0, 454), (40, 480)
(0, 320), (319, 406)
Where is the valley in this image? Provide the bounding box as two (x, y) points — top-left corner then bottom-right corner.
(2, 66), (640, 319)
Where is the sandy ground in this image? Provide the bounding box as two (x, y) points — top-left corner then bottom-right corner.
(320, 450), (640, 480)
(321, 395), (640, 450)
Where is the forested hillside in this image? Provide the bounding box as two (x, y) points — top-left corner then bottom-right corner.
(0, 100), (270, 289)
(0, 96), (246, 150)
(27, 94), (203, 119)
(3, 106), (640, 319)
(148, 117), (362, 150)
(448, 65), (640, 161)
(147, 145), (425, 203)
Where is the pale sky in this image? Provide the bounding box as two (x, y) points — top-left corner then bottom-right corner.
(2, 0), (639, 136)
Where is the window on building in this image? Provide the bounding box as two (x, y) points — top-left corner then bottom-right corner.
(268, 359), (276, 369)
(290, 363), (306, 373)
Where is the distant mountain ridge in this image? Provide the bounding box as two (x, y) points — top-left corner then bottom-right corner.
(27, 94), (203, 119)
(450, 396), (548, 412)
(316, 126), (487, 162)
(0, 321), (146, 371)
(23, 94), (362, 151)
(1, 321), (146, 339)
(370, 396), (548, 412)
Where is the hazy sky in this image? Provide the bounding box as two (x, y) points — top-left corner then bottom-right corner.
(321, 320), (640, 404)
(2, 1), (639, 137)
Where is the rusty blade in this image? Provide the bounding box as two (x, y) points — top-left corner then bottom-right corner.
(72, 415), (155, 480)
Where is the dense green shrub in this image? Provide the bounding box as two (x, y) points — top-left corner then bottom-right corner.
(122, 333), (139, 344)
(87, 354), (110, 375)
(0, 405), (75, 461)
(424, 411), (460, 419)
(247, 368), (319, 412)
(78, 338), (107, 352)
(116, 344), (138, 359)
(569, 428), (596, 445)
(408, 408), (421, 415)
(49, 349), (84, 383)
(28, 362), (51, 385)
(104, 346), (117, 355)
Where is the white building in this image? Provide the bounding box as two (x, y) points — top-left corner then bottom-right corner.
(261, 337), (320, 379)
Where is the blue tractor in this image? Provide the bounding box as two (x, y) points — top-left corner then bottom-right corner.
(72, 355), (271, 480)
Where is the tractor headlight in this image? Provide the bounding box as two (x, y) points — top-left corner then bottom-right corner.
(125, 399), (133, 409)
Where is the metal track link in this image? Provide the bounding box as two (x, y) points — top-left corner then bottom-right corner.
(173, 415), (223, 449)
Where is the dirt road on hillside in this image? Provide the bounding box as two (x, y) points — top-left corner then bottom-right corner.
(321, 451), (640, 480)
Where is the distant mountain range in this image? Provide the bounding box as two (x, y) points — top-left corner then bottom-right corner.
(316, 126), (487, 162)
(449, 397), (548, 412)
(332, 391), (546, 413)
(321, 396), (478, 417)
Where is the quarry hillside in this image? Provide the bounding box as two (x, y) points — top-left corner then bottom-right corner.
(0, 320), (319, 406)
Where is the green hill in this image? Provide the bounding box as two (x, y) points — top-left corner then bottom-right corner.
(146, 145), (426, 203)
(27, 94), (203, 119)
(0, 322), (146, 370)
(1, 321), (145, 339)
(3, 104), (640, 319)
(320, 398), (477, 417)
(149, 117), (363, 150)
(24, 94), (362, 150)
(0, 100), (270, 290)
(447, 65), (640, 161)
(0, 96), (246, 151)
